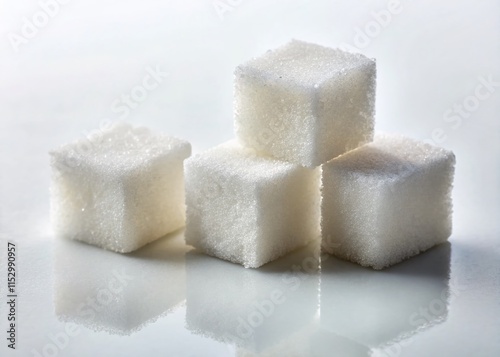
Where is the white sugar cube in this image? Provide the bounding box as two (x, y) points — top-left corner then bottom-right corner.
(184, 140), (320, 268)
(234, 39), (376, 168)
(321, 134), (456, 269)
(50, 122), (191, 253)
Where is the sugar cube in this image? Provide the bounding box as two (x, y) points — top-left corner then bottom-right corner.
(321, 134), (456, 269)
(50, 122), (191, 253)
(184, 140), (320, 268)
(234, 39), (376, 168)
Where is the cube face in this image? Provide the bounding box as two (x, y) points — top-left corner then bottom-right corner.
(376, 162), (454, 253)
(321, 172), (386, 265)
(235, 74), (317, 166)
(256, 168), (321, 265)
(51, 167), (127, 251)
(234, 40), (376, 167)
(185, 157), (260, 265)
(315, 64), (376, 159)
(185, 141), (320, 268)
(321, 134), (455, 269)
(50, 123), (191, 253)
(122, 156), (188, 251)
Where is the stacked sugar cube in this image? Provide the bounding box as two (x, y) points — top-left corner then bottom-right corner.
(233, 40), (376, 168)
(186, 39), (455, 269)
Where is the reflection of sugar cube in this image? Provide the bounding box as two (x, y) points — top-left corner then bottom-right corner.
(320, 242), (451, 351)
(322, 134), (455, 269)
(50, 122), (191, 253)
(186, 241), (320, 352)
(185, 140), (320, 268)
(235, 40), (376, 167)
(55, 232), (188, 334)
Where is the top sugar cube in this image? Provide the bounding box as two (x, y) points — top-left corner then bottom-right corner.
(234, 40), (376, 168)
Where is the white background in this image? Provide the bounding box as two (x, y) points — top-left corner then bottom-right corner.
(0, 0), (499, 356)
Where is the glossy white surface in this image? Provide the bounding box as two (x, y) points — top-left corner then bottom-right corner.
(0, 0), (499, 356)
